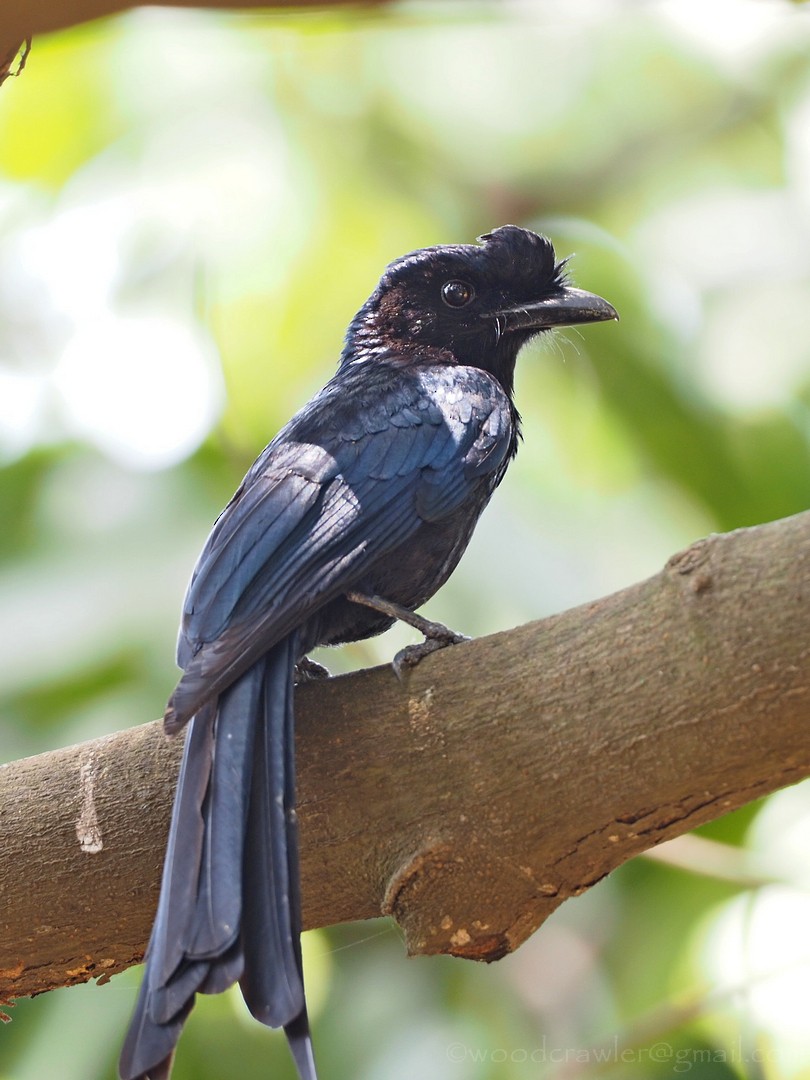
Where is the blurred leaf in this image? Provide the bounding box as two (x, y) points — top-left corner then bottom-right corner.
(0, 24), (124, 185)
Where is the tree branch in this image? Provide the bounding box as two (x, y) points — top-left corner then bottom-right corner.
(1, 1), (392, 57)
(1, 511), (808, 1002)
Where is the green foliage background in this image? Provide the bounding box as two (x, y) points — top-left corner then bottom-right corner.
(1, 2), (809, 1078)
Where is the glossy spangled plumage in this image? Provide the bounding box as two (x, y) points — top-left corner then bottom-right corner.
(119, 224), (616, 1080)
(168, 358), (517, 724)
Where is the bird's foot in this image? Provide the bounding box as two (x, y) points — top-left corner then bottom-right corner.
(392, 625), (468, 681)
(294, 656), (331, 684)
(345, 591), (468, 681)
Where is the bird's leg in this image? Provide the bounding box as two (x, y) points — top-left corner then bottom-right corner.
(294, 655), (331, 684)
(345, 591), (469, 680)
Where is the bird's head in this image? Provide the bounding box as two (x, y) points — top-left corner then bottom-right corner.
(341, 225), (617, 393)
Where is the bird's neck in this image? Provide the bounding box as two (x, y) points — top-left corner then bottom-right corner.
(339, 323), (456, 372)
(340, 316), (523, 403)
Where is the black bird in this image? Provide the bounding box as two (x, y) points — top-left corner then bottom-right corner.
(119, 225), (617, 1080)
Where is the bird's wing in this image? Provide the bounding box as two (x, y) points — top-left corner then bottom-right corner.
(168, 364), (513, 726)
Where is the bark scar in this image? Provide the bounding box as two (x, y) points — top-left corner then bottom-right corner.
(76, 750), (103, 854)
(666, 537), (711, 576)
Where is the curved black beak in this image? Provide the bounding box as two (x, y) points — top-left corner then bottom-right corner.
(485, 286), (618, 332)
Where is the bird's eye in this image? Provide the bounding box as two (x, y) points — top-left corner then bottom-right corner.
(441, 280), (475, 308)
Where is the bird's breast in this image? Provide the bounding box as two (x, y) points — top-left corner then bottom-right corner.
(302, 484), (498, 652)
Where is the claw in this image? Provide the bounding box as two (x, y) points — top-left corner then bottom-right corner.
(392, 629), (468, 681)
(344, 590), (468, 680)
(294, 656), (331, 684)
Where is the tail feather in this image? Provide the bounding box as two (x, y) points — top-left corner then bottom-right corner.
(240, 636), (305, 1023)
(120, 635), (316, 1080)
(187, 669), (262, 961)
(197, 938), (244, 996)
(149, 701), (217, 989)
(120, 965), (194, 1080)
(239, 634), (317, 1077)
(285, 1011), (319, 1080)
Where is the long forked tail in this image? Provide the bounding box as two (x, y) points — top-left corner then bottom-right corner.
(119, 633), (316, 1080)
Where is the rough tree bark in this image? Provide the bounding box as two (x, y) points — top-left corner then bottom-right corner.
(1, 510), (808, 1004)
(2, 1), (392, 59)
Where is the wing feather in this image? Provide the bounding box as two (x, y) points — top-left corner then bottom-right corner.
(168, 363), (514, 726)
